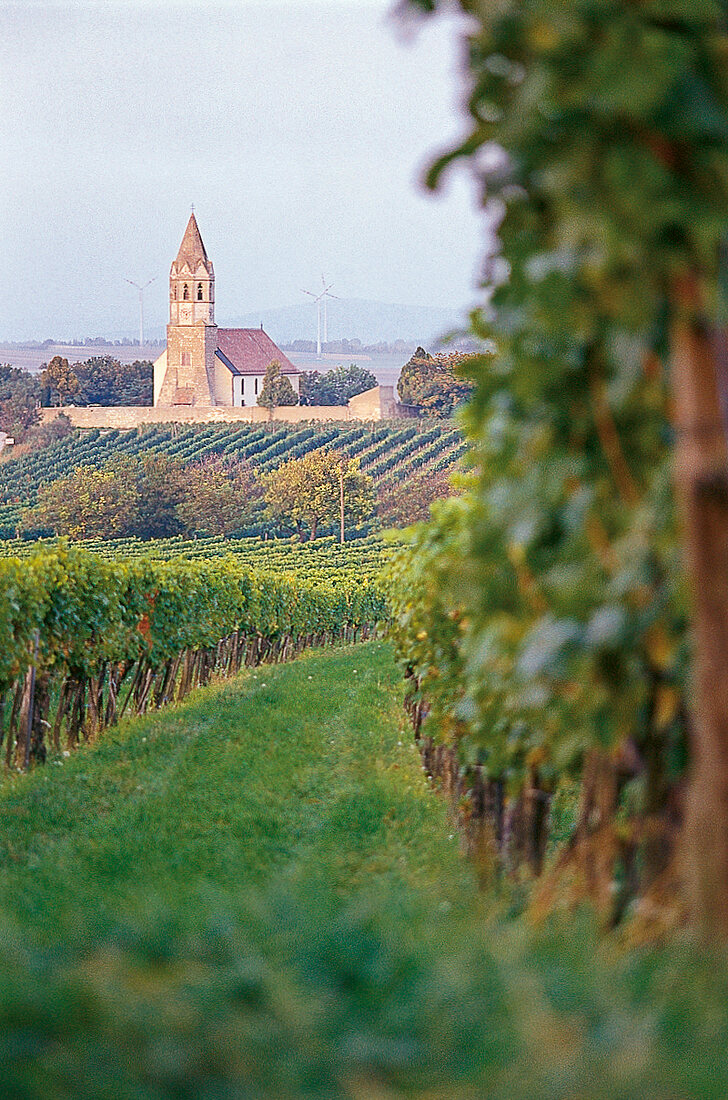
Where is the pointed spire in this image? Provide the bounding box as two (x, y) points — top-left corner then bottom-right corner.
(173, 212), (213, 274)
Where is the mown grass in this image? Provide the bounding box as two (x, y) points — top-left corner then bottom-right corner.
(0, 642), (727, 1099)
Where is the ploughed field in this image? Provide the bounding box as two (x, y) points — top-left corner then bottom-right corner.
(0, 643), (726, 1099)
(0, 419), (466, 537)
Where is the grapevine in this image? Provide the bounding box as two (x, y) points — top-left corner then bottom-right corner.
(0, 543), (388, 768)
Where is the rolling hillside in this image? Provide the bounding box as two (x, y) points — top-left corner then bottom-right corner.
(0, 420), (465, 538)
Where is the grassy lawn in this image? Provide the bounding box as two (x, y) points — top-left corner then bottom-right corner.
(0, 642), (727, 1098)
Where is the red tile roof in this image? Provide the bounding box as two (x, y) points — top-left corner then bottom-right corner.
(216, 329), (299, 376)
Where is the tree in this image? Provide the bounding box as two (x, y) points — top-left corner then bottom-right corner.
(18, 413), (73, 454)
(123, 453), (187, 539)
(329, 363), (377, 403)
(22, 454), (186, 540)
(0, 364), (40, 441)
(257, 361), (298, 409)
(39, 356), (153, 407)
(263, 448), (373, 541)
(300, 364), (377, 406)
(376, 468), (455, 528)
(115, 360), (153, 405)
(397, 348), (474, 417)
(39, 357), (80, 407)
(72, 357), (153, 406)
(299, 371), (336, 406)
(25, 464), (139, 539)
(21, 452), (263, 541)
(177, 456), (262, 536)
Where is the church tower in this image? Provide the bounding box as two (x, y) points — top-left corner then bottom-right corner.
(156, 212), (218, 406)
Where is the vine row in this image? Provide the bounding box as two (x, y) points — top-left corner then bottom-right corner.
(0, 546), (387, 769)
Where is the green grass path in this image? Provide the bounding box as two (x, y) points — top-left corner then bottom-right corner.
(1, 643), (727, 1099)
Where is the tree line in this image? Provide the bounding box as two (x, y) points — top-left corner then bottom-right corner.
(255, 361), (380, 409)
(0, 353), (470, 439)
(0, 357), (155, 444)
(19, 446), (453, 542)
(39, 356), (380, 411)
(267, 350), (478, 415)
(41, 356), (153, 407)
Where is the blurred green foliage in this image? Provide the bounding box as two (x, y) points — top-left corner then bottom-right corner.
(387, 0), (728, 904)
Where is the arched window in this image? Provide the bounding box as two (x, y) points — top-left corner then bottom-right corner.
(183, 284), (189, 301)
(197, 283), (203, 301)
(181, 352), (190, 366)
(172, 285), (177, 300)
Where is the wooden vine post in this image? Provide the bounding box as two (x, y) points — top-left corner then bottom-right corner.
(339, 460), (345, 545)
(15, 631), (39, 771)
(672, 276), (728, 935)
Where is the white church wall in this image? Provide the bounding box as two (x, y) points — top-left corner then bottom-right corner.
(239, 372), (300, 406)
(153, 350), (167, 405)
(213, 356), (233, 406)
(242, 375), (263, 406)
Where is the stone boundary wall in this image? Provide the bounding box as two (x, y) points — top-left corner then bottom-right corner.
(347, 385), (397, 420)
(39, 385), (403, 430)
(40, 404), (353, 430)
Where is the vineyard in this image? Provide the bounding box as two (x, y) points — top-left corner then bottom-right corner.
(0, 543), (386, 768)
(0, 420), (466, 537)
(4, 2), (728, 1093)
(0, 531), (391, 575)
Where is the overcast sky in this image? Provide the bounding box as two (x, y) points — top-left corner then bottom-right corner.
(0, 0), (487, 341)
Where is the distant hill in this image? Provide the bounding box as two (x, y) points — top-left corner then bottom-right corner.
(2, 301), (471, 364)
(222, 299), (467, 347)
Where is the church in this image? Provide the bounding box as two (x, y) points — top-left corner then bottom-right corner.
(153, 214), (300, 408)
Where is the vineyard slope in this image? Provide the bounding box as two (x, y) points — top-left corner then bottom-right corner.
(0, 420), (467, 537)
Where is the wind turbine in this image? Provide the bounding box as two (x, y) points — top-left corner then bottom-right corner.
(125, 276), (157, 348)
(303, 276), (338, 358)
(320, 274), (340, 346)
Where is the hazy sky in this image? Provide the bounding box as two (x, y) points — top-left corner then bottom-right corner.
(0, 0), (487, 341)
